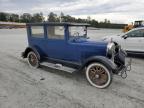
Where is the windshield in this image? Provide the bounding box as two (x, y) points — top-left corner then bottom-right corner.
(69, 26), (87, 38)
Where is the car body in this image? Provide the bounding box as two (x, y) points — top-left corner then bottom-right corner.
(103, 27), (144, 54)
(22, 22), (131, 89)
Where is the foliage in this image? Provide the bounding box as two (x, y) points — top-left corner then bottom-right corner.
(0, 12), (126, 29)
(32, 12), (44, 22)
(48, 12), (59, 22)
(20, 13), (32, 23)
(0, 12), (7, 21)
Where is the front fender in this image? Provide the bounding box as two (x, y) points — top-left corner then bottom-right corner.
(81, 56), (117, 72)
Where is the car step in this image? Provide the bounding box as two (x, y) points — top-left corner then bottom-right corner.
(40, 62), (77, 73)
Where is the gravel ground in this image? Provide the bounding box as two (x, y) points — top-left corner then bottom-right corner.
(0, 29), (144, 108)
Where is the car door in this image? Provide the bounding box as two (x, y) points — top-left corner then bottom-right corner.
(122, 29), (144, 52)
(45, 25), (67, 59)
(45, 25), (82, 63)
(29, 25), (46, 53)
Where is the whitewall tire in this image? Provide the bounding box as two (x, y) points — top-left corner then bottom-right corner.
(27, 51), (40, 68)
(86, 63), (112, 89)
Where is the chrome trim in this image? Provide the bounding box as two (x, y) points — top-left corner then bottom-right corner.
(106, 42), (115, 61)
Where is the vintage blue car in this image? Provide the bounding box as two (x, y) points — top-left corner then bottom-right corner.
(22, 22), (131, 89)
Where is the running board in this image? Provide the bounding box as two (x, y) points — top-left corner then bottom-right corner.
(40, 62), (77, 73)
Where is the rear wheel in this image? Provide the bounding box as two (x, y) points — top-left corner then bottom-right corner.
(27, 51), (39, 68)
(86, 63), (112, 89)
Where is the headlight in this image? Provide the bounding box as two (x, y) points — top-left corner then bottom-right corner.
(107, 43), (115, 58)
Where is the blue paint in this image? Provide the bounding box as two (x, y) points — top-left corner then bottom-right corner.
(26, 22), (108, 64)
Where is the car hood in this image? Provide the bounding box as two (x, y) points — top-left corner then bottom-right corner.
(72, 38), (108, 46)
(101, 34), (123, 42)
(84, 40), (108, 46)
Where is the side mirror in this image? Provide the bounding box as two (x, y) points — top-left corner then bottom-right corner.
(122, 35), (128, 39)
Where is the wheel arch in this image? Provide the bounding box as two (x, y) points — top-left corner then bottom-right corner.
(81, 56), (117, 72)
(22, 46), (41, 60)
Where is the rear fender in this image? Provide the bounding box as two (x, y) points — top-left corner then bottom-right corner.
(22, 46), (40, 60)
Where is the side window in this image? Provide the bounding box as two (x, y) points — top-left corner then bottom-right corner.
(127, 29), (144, 37)
(47, 26), (64, 39)
(31, 26), (44, 38)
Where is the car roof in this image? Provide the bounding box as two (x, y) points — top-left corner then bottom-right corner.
(131, 27), (144, 31)
(26, 22), (90, 26)
(123, 27), (144, 35)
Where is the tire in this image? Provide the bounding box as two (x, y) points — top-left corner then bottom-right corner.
(27, 51), (40, 68)
(86, 63), (112, 89)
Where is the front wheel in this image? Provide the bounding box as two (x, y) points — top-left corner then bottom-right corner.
(86, 63), (112, 89)
(27, 51), (40, 68)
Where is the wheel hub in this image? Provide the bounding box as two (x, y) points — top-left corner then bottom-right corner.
(28, 53), (38, 66)
(89, 65), (108, 86)
(95, 74), (100, 79)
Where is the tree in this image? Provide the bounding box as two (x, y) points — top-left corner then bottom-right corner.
(60, 12), (64, 22)
(0, 11), (125, 29)
(0, 12), (7, 21)
(32, 12), (44, 22)
(87, 16), (91, 22)
(107, 20), (110, 24)
(104, 18), (111, 24)
(9, 14), (19, 22)
(90, 19), (98, 27)
(20, 13), (32, 23)
(48, 12), (58, 22)
(62, 15), (76, 22)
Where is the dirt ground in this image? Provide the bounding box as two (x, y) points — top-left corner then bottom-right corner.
(0, 29), (144, 108)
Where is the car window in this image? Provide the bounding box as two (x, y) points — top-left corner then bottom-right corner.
(126, 29), (144, 37)
(69, 26), (87, 37)
(47, 26), (64, 39)
(31, 26), (44, 38)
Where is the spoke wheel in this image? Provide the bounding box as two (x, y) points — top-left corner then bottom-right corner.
(27, 51), (39, 68)
(86, 63), (112, 89)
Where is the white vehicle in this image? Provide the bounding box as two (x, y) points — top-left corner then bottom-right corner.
(102, 27), (144, 54)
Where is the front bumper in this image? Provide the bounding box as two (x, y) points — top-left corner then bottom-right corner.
(118, 58), (132, 78)
(113, 49), (132, 78)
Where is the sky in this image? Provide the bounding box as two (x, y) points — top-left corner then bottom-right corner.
(0, 0), (144, 24)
